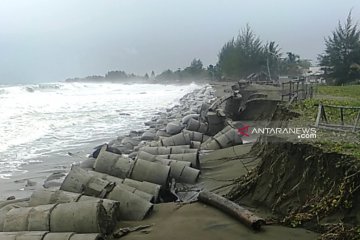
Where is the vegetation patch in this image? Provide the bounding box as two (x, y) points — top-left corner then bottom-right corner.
(317, 85), (360, 99)
(227, 137), (360, 239)
(289, 85), (360, 158)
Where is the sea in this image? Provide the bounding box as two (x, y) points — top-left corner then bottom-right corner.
(0, 82), (202, 181)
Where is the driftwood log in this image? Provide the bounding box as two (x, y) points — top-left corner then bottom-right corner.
(198, 191), (265, 231)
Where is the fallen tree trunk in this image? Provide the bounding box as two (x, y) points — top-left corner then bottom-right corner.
(198, 191), (265, 231)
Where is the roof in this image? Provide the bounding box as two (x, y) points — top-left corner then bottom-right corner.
(304, 66), (324, 76)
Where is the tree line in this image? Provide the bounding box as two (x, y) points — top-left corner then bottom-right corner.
(155, 59), (208, 81)
(65, 70), (146, 82)
(216, 24), (311, 80)
(156, 25), (312, 82)
(217, 13), (360, 85)
(157, 12), (360, 85)
(67, 12), (359, 85)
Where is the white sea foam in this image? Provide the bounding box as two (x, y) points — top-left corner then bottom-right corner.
(0, 82), (201, 178)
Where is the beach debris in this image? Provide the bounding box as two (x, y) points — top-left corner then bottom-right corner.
(39, 177), (158, 208)
(120, 137), (140, 149)
(137, 151), (199, 169)
(141, 130), (157, 141)
(130, 159), (170, 187)
(160, 132), (192, 146)
(137, 151), (191, 167)
(94, 146), (170, 187)
(94, 146), (133, 179)
(122, 178), (161, 202)
(206, 111), (226, 136)
(25, 179), (37, 187)
(190, 141), (201, 149)
(165, 121), (184, 135)
(2, 199), (120, 234)
(45, 172), (66, 182)
(91, 144), (123, 158)
(185, 118), (208, 134)
(201, 126), (243, 150)
(156, 129), (171, 138)
(43, 172), (67, 189)
(136, 151), (200, 184)
(0, 232), (105, 240)
(0, 198), (30, 211)
(182, 130), (210, 143)
(199, 103), (210, 121)
(139, 145), (194, 155)
(198, 191), (265, 231)
(59, 166), (153, 220)
(224, 93), (243, 120)
(43, 180), (63, 189)
(79, 158), (96, 169)
(181, 114), (199, 124)
(113, 224), (153, 238)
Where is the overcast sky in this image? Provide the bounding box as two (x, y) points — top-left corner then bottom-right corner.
(0, 0), (359, 84)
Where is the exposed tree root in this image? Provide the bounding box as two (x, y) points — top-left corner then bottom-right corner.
(226, 136), (360, 239)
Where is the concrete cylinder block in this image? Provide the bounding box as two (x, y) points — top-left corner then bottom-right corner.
(160, 132), (191, 146)
(130, 159), (170, 187)
(123, 179), (161, 202)
(94, 146), (133, 179)
(2, 200), (120, 234)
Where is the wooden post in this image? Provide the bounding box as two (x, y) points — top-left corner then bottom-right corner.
(315, 104), (360, 132)
(353, 110), (360, 132)
(281, 83), (284, 101)
(315, 104), (323, 127)
(340, 108), (344, 125)
(296, 81), (299, 99)
(322, 105), (328, 124)
(302, 81), (305, 99)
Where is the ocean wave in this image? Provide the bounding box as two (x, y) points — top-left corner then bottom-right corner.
(0, 89), (7, 95)
(24, 83), (63, 93)
(0, 82), (202, 178)
(25, 86), (35, 93)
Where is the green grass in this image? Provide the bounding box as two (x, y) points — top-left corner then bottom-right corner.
(313, 140), (360, 159)
(316, 85), (360, 99)
(295, 98), (360, 125)
(290, 85), (360, 159)
(293, 84), (360, 124)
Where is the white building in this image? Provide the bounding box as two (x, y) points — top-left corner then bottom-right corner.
(304, 66), (326, 83)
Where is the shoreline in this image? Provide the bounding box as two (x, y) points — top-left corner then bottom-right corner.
(0, 82), (209, 199)
(0, 81), (338, 239)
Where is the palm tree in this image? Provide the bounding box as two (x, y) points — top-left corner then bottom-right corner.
(265, 41), (282, 80)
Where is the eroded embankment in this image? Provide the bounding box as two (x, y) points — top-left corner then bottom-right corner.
(227, 135), (360, 239)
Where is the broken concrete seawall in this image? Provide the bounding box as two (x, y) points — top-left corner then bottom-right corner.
(0, 82), (326, 240)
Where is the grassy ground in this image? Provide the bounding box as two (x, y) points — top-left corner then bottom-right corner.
(316, 85), (360, 100)
(290, 85), (360, 158)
